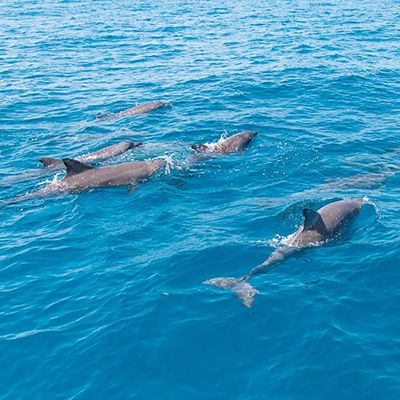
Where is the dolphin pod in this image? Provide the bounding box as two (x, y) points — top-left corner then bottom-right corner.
(3, 130), (258, 204)
(204, 198), (365, 307)
(4, 99), (383, 310)
(95, 101), (172, 121)
(38, 140), (143, 169)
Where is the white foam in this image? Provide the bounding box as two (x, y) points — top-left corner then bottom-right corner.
(37, 172), (62, 188)
(201, 133), (229, 152)
(156, 155), (178, 174)
(362, 195), (380, 216)
(253, 233), (294, 249)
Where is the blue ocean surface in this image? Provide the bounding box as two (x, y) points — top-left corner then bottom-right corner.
(1, 0), (400, 398)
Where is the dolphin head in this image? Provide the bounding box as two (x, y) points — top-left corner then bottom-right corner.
(154, 101), (172, 109)
(127, 141), (143, 150)
(237, 131), (259, 148)
(149, 159), (166, 172)
(242, 130), (259, 140)
(243, 131), (259, 137)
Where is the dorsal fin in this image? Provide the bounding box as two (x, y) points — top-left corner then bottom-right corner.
(38, 157), (62, 168)
(62, 158), (94, 177)
(303, 208), (328, 234)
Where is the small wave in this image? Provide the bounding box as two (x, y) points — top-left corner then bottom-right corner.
(361, 195), (381, 220)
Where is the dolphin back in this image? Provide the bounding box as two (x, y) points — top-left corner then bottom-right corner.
(317, 198), (364, 235)
(38, 140), (142, 169)
(190, 131), (258, 154)
(95, 101), (171, 121)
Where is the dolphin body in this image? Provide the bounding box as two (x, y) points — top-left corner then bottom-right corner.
(258, 172), (394, 208)
(204, 198), (364, 308)
(96, 101), (171, 121)
(191, 131), (258, 153)
(23, 158), (165, 199)
(38, 140), (143, 169)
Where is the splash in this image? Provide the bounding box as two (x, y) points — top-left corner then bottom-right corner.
(362, 195), (372, 205)
(156, 155), (178, 174)
(35, 172), (63, 187)
(362, 195), (380, 216)
(199, 133), (229, 152)
(253, 233), (294, 249)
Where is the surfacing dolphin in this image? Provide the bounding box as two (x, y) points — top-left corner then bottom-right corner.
(38, 140), (143, 169)
(204, 198), (365, 308)
(191, 131), (258, 154)
(96, 101), (172, 121)
(19, 158), (165, 200)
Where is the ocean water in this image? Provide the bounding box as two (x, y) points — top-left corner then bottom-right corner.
(1, 0), (400, 398)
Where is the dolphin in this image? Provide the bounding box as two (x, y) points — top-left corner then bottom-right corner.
(191, 131), (258, 153)
(258, 172), (394, 208)
(204, 198), (365, 308)
(38, 140), (143, 168)
(96, 101), (172, 121)
(20, 158), (165, 200)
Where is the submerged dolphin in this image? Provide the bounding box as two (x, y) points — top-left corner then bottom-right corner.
(204, 198), (364, 308)
(21, 158), (165, 200)
(258, 172), (394, 208)
(191, 131), (258, 153)
(96, 101), (172, 121)
(38, 140), (143, 168)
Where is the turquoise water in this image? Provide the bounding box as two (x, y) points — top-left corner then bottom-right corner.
(1, 0), (400, 398)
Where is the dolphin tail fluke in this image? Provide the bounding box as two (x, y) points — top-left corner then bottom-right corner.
(203, 277), (259, 308)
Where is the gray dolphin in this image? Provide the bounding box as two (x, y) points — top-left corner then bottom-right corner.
(38, 140), (143, 169)
(191, 131), (258, 153)
(258, 172), (394, 208)
(96, 101), (172, 121)
(204, 198), (365, 308)
(26, 158), (165, 199)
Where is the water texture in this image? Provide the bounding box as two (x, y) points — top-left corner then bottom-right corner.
(1, 0), (400, 399)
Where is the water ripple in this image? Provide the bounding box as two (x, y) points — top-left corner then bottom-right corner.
(1, 0), (400, 399)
